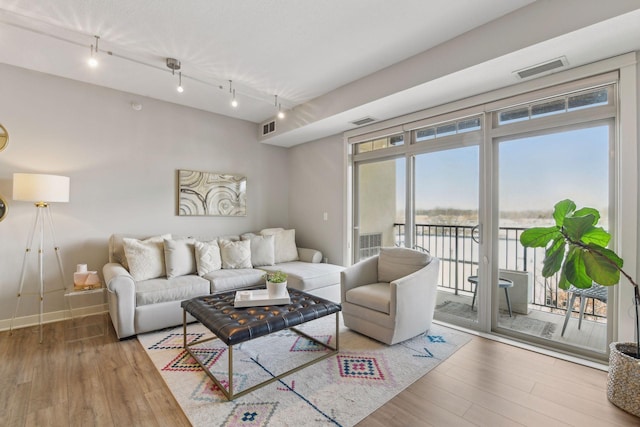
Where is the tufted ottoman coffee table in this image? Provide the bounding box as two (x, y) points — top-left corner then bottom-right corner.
(181, 288), (341, 400)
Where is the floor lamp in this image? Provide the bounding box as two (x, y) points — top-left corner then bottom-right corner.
(11, 173), (70, 343)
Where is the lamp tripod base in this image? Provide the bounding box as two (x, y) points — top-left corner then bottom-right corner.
(10, 204), (66, 343)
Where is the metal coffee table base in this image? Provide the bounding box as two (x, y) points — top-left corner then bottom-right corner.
(182, 310), (339, 401)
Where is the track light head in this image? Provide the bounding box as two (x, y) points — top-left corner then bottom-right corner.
(88, 47), (98, 68)
(88, 36), (100, 68)
(176, 71), (184, 93)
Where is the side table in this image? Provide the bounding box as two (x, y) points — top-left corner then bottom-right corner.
(64, 287), (108, 342)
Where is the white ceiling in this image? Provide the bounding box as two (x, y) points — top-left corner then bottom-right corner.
(0, 1), (639, 147)
(0, 1), (534, 121)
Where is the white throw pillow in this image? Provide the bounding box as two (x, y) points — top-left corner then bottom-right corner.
(219, 239), (252, 269)
(260, 227), (285, 235)
(377, 247), (432, 283)
(163, 238), (196, 278)
(261, 229), (298, 264)
(242, 234), (275, 267)
(194, 240), (222, 276)
(123, 235), (170, 281)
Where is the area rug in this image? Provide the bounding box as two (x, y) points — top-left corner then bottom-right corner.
(436, 300), (557, 339)
(138, 315), (471, 427)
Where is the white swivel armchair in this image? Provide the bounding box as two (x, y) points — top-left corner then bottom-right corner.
(341, 247), (440, 345)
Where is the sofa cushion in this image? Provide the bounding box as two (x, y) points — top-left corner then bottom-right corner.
(123, 236), (170, 281)
(259, 262), (343, 292)
(110, 233), (171, 270)
(219, 239), (252, 269)
(346, 283), (391, 314)
(204, 268), (265, 293)
(136, 275), (210, 307)
(261, 228), (298, 263)
(194, 240), (222, 276)
(378, 247), (432, 283)
(163, 238), (196, 278)
(242, 234), (275, 267)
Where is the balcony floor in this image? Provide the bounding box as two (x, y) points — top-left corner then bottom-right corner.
(434, 289), (608, 354)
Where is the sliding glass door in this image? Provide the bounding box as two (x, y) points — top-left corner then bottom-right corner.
(414, 147), (480, 327)
(495, 123), (613, 355)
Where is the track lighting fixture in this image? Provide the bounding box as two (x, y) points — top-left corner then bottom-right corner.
(88, 35), (99, 68)
(230, 80), (238, 108)
(166, 58), (183, 93)
(275, 95), (285, 119)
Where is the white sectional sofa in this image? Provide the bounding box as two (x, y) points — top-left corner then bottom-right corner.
(103, 228), (344, 339)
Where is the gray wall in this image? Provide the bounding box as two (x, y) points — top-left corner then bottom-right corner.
(288, 134), (344, 265)
(0, 63), (292, 324)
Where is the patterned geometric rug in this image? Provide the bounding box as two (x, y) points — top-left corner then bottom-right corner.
(138, 315), (471, 427)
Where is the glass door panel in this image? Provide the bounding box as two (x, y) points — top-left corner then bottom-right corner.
(355, 158), (406, 262)
(415, 147), (480, 327)
(497, 124), (611, 355)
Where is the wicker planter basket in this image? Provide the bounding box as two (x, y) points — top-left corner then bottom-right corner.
(608, 342), (640, 417)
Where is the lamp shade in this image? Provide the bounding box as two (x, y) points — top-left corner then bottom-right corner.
(13, 173), (70, 203)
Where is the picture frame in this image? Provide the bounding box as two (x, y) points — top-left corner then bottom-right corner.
(178, 169), (247, 216)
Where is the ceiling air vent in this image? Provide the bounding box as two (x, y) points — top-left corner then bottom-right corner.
(261, 120), (276, 136)
(514, 57), (568, 80)
(350, 117), (377, 126)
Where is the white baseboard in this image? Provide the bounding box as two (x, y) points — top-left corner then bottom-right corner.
(0, 303), (108, 332)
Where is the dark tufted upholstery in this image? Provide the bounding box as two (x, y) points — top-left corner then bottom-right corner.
(181, 289), (341, 346)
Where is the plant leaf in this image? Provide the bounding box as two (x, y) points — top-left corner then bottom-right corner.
(520, 226), (560, 248)
(565, 247), (593, 288)
(558, 267), (570, 291)
(542, 236), (566, 277)
(553, 199), (576, 227)
(581, 227), (611, 246)
(573, 207), (600, 224)
(582, 244), (623, 286)
(563, 214), (596, 242)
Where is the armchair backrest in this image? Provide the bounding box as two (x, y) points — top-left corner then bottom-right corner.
(377, 247), (432, 282)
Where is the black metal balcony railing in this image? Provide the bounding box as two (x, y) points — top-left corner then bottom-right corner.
(392, 223), (606, 318)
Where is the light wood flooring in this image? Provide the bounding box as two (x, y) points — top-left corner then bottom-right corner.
(2, 314), (637, 427)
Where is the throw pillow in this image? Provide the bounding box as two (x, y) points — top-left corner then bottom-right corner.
(260, 227), (285, 235)
(123, 235), (170, 281)
(377, 247), (432, 283)
(194, 240), (222, 276)
(241, 234), (275, 267)
(261, 229), (298, 264)
(163, 238), (196, 278)
(219, 239), (252, 269)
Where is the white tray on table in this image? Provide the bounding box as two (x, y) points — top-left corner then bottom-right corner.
(233, 289), (291, 308)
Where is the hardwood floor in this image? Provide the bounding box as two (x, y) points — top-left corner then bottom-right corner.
(2, 315), (637, 426)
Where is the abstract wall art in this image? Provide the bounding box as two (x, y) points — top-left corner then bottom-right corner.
(178, 170), (247, 216)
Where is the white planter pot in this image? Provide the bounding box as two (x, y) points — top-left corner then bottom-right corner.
(607, 342), (640, 417)
(267, 280), (288, 298)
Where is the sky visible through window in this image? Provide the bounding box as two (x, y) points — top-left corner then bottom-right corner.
(397, 125), (609, 220)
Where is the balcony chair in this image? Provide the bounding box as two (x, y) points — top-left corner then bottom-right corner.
(340, 247), (440, 345)
(561, 283), (608, 337)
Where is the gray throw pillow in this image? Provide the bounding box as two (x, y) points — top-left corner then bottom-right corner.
(163, 238), (196, 278)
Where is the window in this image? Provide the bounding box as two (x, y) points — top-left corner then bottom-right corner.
(414, 116), (481, 143)
(497, 87), (610, 125)
(355, 134), (404, 153)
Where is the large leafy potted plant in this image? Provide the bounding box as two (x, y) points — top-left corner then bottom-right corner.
(519, 199), (640, 416)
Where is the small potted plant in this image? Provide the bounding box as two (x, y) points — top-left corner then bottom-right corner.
(264, 270), (288, 298)
(519, 199), (640, 417)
